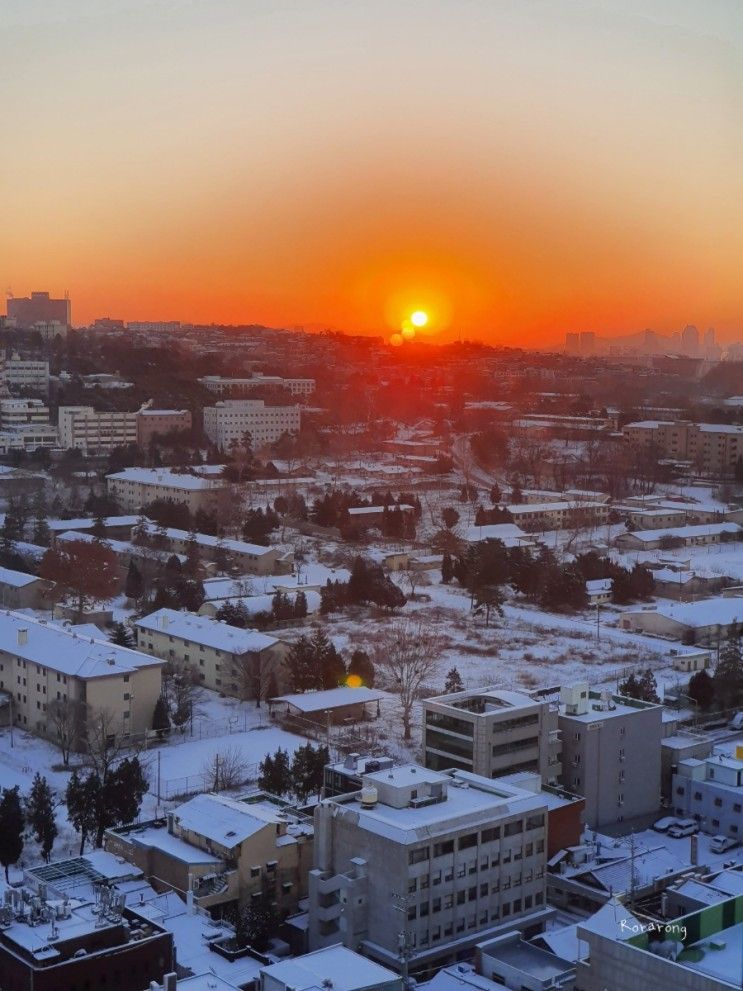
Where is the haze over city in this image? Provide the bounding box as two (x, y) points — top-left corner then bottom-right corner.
(3, 0), (742, 345)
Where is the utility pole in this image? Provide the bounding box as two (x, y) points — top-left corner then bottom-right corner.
(595, 603), (601, 645)
(391, 891), (413, 988)
(156, 751), (161, 817)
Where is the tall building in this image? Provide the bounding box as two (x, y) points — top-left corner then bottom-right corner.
(422, 688), (561, 783)
(681, 323), (700, 355)
(203, 399), (301, 450)
(565, 333), (580, 354)
(308, 765), (549, 973)
(558, 684), (662, 828)
(6, 290), (71, 328)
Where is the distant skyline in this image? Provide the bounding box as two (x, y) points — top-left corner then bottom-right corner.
(2, 1), (742, 345)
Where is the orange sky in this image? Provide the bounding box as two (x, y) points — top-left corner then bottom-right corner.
(2, 1), (742, 345)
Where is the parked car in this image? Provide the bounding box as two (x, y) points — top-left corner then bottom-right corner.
(653, 816), (679, 833)
(710, 835), (740, 853)
(668, 819), (699, 838)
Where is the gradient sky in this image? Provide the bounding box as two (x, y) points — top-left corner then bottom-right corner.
(2, 1), (742, 345)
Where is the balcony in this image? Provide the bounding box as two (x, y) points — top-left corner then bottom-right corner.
(193, 869), (239, 908)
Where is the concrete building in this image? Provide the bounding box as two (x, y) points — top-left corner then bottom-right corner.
(6, 290), (71, 328)
(422, 688), (561, 784)
(203, 399), (301, 451)
(136, 407), (192, 446)
(199, 374), (315, 397)
(620, 598), (743, 645)
(308, 766), (550, 974)
(558, 684), (662, 829)
(4, 355), (50, 394)
(0, 398), (50, 429)
(623, 420), (743, 475)
(106, 793), (313, 916)
(107, 467), (231, 515)
(0, 424), (59, 453)
(671, 750), (743, 840)
(133, 522), (293, 575)
(134, 607), (288, 700)
(58, 406), (138, 454)
(0, 611), (163, 745)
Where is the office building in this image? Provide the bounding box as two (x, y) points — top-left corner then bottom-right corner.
(3, 355), (50, 394)
(136, 406), (192, 447)
(308, 765), (549, 973)
(422, 688), (561, 784)
(623, 420), (743, 475)
(199, 374), (315, 397)
(106, 467), (231, 515)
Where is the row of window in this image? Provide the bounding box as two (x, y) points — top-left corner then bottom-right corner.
(409, 823), (545, 865)
(407, 892), (545, 946)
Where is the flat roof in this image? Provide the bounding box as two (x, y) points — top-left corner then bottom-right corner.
(272, 686), (384, 713)
(136, 608), (279, 654)
(262, 945), (399, 991)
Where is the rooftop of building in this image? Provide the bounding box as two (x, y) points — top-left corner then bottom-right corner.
(172, 793), (311, 849)
(0, 610), (162, 679)
(0, 565), (43, 587)
(619, 521), (741, 542)
(271, 686), (384, 714)
(261, 945), (400, 991)
(424, 686), (548, 714)
(107, 467), (227, 489)
(135, 607), (279, 654)
(625, 596), (743, 627)
(136, 522), (281, 557)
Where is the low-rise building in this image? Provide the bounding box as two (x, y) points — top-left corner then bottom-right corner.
(107, 467), (231, 515)
(0, 611), (163, 745)
(507, 501), (609, 532)
(58, 406), (138, 454)
(308, 766), (550, 973)
(133, 522), (293, 575)
(199, 374), (315, 397)
(4, 354), (50, 393)
(558, 684), (662, 829)
(422, 687), (561, 784)
(106, 793), (313, 916)
(203, 399), (301, 451)
(620, 598), (743, 645)
(0, 398), (50, 429)
(260, 946), (402, 991)
(134, 608), (288, 700)
(615, 521), (741, 551)
(671, 750), (743, 839)
(0, 566), (54, 609)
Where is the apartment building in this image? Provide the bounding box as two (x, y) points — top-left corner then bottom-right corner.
(6, 290), (70, 328)
(134, 607), (288, 699)
(0, 611), (163, 744)
(620, 597), (743, 645)
(199, 374), (315, 397)
(623, 420), (743, 474)
(507, 501), (609, 532)
(58, 406), (138, 454)
(422, 688), (561, 784)
(0, 566), (54, 609)
(134, 522), (293, 575)
(0, 424), (59, 453)
(136, 407), (192, 447)
(203, 399), (301, 451)
(558, 684), (662, 828)
(308, 765), (550, 973)
(106, 793), (313, 916)
(4, 355), (50, 394)
(107, 467), (231, 515)
(671, 750), (743, 840)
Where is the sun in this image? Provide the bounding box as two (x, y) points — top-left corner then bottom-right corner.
(410, 310), (428, 328)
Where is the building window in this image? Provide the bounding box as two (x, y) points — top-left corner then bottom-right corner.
(409, 847), (429, 865)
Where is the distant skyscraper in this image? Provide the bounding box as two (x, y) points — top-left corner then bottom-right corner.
(565, 332), (580, 353)
(681, 323), (699, 355)
(580, 331), (596, 354)
(704, 326), (716, 347)
(6, 291), (71, 328)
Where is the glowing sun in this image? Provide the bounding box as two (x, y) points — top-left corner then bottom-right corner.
(410, 310), (429, 328)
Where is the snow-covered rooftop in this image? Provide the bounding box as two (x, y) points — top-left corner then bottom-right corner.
(107, 467), (227, 490)
(626, 597), (743, 628)
(137, 522), (280, 558)
(261, 945), (399, 991)
(0, 565), (42, 588)
(136, 608), (279, 654)
(0, 611), (162, 679)
(272, 686), (384, 713)
(174, 794), (285, 847)
(620, 522), (740, 542)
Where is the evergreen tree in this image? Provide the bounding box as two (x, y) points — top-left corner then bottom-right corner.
(124, 560), (144, 601)
(258, 748), (292, 796)
(713, 638), (743, 711)
(444, 667), (464, 694)
(284, 636), (322, 692)
(66, 769), (100, 854)
(152, 696), (171, 738)
(26, 773), (57, 863)
(0, 787), (24, 881)
(109, 621), (134, 648)
(490, 482), (502, 504)
(348, 649), (375, 687)
(234, 890), (276, 952)
(294, 590), (308, 619)
(618, 672), (640, 699)
(441, 551), (453, 584)
(688, 668), (715, 711)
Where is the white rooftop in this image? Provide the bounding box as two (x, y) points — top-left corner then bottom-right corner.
(174, 794), (285, 847)
(272, 686), (384, 713)
(0, 565), (41, 588)
(621, 522), (740, 542)
(107, 467), (227, 490)
(261, 945), (400, 991)
(627, 597), (743, 629)
(136, 608), (279, 654)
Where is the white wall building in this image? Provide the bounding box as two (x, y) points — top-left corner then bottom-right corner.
(3, 355), (50, 394)
(199, 374), (315, 397)
(58, 406), (138, 454)
(203, 399), (301, 450)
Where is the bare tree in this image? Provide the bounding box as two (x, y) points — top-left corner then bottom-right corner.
(84, 707), (135, 778)
(162, 658), (201, 732)
(202, 746), (250, 792)
(235, 651), (279, 708)
(47, 698), (88, 765)
(373, 618), (444, 740)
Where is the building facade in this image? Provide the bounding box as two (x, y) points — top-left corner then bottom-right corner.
(623, 420), (743, 475)
(308, 766), (549, 973)
(136, 407), (192, 447)
(58, 406), (138, 454)
(199, 374), (315, 397)
(106, 467), (231, 515)
(203, 399), (301, 450)
(422, 688), (561, 784)
(671, 752), (743, 840)
(6, 290), (70, 328)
